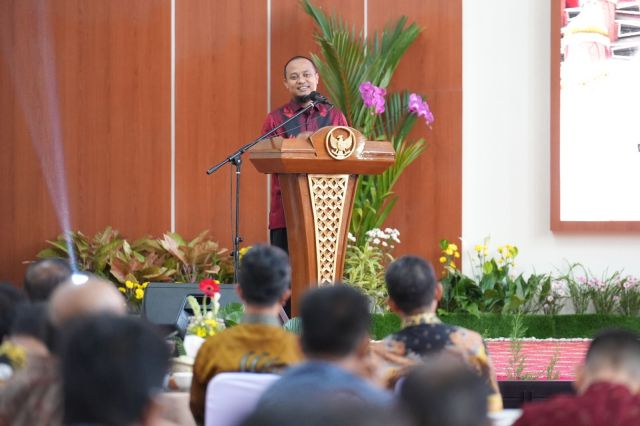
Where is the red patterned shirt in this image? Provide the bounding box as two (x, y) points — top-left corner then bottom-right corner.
(261, 100), (348, 229)
(513, 382), (640, 426)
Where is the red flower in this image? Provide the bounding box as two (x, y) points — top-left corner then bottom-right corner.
(199, 278), (220, 297)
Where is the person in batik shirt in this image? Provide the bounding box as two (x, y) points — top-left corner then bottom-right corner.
(371, 256), (503, 412)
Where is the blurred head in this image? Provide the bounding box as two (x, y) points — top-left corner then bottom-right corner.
(385, 256), (440, 315)
(24, 258), (72, 302)
(0, 282), (27, 341)
(283, 56), (319, 100)
(399, 357), (489, 426)
(61, 314), (170, 426)
(577, 328), (640, 393)
(238, 245), (291, 307)
(300, 285), (370, 359)
(48, 274), (126, 328)
(10, 302), (49, 344)
(241, 399), (408, 426)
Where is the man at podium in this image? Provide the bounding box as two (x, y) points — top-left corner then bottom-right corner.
(261, 55), (348, 254)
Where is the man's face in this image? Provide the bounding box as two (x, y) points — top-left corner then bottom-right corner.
(283, 58), (319, 99)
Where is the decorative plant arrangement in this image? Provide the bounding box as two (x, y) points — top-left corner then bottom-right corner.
(342, 228), (400, 311)
(302, 0), (433, 245)
(438, 239), (553, 316)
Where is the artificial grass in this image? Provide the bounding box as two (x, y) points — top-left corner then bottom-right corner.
(370, 312), (640, 340)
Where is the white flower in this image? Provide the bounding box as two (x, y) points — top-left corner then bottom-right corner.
(381, 241), (388, 247)
(347, 233), (356, 243)
(373, 238), (381, 244)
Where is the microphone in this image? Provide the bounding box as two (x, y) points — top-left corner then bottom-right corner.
(308, 91), (333, 106)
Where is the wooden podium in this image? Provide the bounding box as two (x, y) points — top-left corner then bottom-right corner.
(249, 126), (395, 315)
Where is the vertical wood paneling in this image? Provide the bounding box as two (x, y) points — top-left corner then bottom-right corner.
(176, 0), (268, 251)
(0, 0), (171, 284)
(369, 0), (463, 266)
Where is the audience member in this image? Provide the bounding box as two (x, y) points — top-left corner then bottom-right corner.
(514, 328), (640, 426)
(24, 258), (72, 302)
(0, 274), (126, 426)
(399, 356), (490, 426)
(241, 398), (408, 426)
(371, 255), (502, 411)
(60, 314), (174, 426)
(255, 285), (391, 411)
(0, 282), (27, 341)
(190, 245), (303, 424)
(0, 303), (50, 384)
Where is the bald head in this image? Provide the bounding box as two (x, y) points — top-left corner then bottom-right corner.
(49, 275), (127, 327)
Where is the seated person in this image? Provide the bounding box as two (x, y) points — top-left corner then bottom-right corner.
(255, 285), (391, 410)
(0, 274), (127, 426)
(60, 314), (175, 426)
(24, 258), (72, 302)
(190, 245), (303, 424)
(514, 328), (640, 426)
(398, 356), (490, 426)
(371, 256), (502, 411)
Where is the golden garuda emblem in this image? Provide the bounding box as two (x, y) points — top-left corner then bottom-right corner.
(325, 126), (356, 160)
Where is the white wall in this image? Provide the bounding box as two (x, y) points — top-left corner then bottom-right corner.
(462, 0), (640, 277)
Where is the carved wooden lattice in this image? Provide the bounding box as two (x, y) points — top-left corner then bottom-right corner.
(308, 174), (349, 285)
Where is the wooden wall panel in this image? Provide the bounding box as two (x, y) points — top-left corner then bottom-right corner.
(368, 0), (463, 266)
(0, 0), (171, 284)
(176, 0), (268, 251)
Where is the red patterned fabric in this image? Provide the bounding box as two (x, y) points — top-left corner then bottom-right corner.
(261, 100), (347, 230)
(514, 382), (640, 426)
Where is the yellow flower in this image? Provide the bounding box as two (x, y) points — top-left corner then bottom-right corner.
(449, 261), (456, 269)
(118, 287), (126, 294)
(142, 282), (149, 289)
(448, 243), (458, 252)
(204, 319), (218, 329)
(135, 288), (144, 300)
(474, 245), (483, 252)
(195, 328), (206, 338)
(125, 280), (134, 289)
(483, 250), (489, 256)
(454, 252), (460, 258)
(439, 256), (447, 264)
(444, 248), (454, 256)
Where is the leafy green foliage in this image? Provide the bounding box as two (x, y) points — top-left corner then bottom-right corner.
(439, 239), (552, 315)
(302, 0), (428, 244)
(37, 227), (232, 284)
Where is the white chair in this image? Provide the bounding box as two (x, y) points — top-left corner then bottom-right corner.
(204, 372), (280, 426)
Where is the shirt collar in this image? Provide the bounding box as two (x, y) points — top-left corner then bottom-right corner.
(241, 312), (281, 327)
(401, 312), (441, 328)
(284, 98), (323, 115)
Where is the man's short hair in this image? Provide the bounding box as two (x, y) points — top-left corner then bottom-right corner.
(399, 357), (489, 426)
(24, 258), (72, 302)
(385, 256), (437, 314)
(299, 285), (370, 358)
(283, 55), (317, 78)
(585, 328), (640, 378)
(238, 245), (291, 307)
(61, 314), (170, 426)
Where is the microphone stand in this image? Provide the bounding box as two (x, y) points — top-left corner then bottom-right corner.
(206, 100), (319, 289)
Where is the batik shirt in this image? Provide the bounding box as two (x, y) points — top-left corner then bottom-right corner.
(371, 312), (503, 412)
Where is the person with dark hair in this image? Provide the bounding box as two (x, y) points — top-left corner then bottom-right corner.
(24, 258), (72, 302)
(255, 285), (390, 410)
(190, 245), (303, 424)
(371, 255), (502, 412)
(0, 274), (127, 426)
(514, 328), (640, 426)
(263, 55), (348, 253)
(0, 282), (27, 342)
(60, 314), (173, 426)
(241, 398), (409, 426)
(399, 356), (490, 426)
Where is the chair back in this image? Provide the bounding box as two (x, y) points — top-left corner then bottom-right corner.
(204, 372), (280, 426)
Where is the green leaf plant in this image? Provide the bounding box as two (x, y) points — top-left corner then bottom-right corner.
(302, 0), (430, 245)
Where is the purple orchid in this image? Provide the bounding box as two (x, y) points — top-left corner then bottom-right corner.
(408, 93), (435, 126)
(359, 81), (386, 114)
